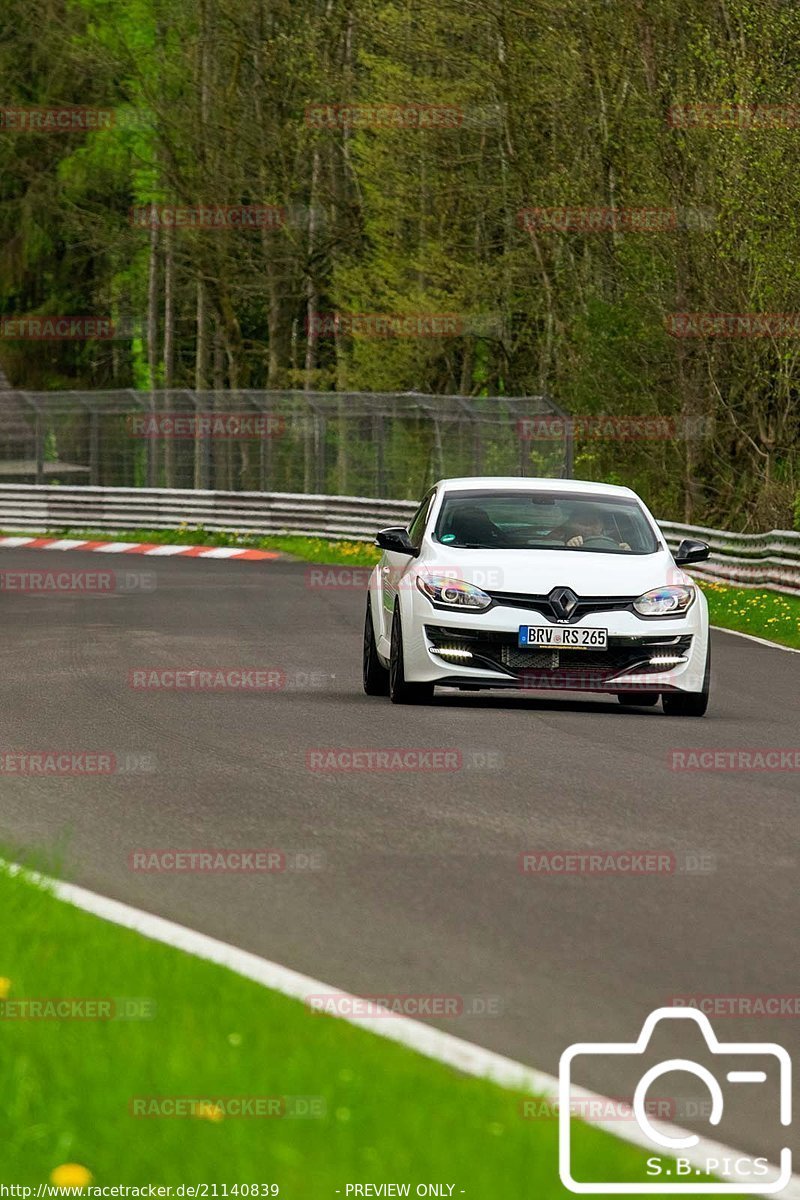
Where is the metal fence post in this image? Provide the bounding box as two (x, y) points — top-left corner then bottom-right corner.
(35, 411), (44, 484)
(563, 421), (574, 479)
(316, 414), (326, 493)
(195, 393), (211, 490)
(89, 409), (100, 485)
(147, 393), (157, 486)
(375, 415), (386, 497)
(20, 395), (45, 484)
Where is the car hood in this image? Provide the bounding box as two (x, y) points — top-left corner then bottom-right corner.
(414, 546), (687, 597)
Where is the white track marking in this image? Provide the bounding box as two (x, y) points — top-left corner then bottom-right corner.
(712, 625), (800, 654)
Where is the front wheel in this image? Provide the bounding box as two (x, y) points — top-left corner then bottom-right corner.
(662, 643), (711, 717)
(389, 606), (434, 705)
(363, 598), (390, 696)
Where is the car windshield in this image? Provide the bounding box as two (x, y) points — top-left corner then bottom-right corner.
(432, 490), (660, 553)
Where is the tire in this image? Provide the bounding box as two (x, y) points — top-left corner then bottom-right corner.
(389, 605), (434, 705)
(617, 692), (659, 707)
(363, 598), (390, 696)
(662, 642), (711, 717)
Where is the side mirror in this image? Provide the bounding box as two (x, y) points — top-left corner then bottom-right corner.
(674, 538), (710, 566)
(375, 526), (419, 556)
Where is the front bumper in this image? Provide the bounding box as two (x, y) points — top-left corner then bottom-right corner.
(402, 592), (709, 693)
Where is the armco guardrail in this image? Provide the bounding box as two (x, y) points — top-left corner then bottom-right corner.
(658, 521), (800, 596)
(0, 484), (418, 542)
(0, 484), (797, 595)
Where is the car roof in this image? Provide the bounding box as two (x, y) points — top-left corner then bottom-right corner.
(433, 476), (639, 499)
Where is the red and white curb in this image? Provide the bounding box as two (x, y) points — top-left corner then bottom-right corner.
(0, 535), (278, 561)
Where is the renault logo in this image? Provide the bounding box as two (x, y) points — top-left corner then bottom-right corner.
(549, 586), (579, 620)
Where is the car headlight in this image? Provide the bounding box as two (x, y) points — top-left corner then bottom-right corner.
(633, 585), (696, 617)
(416, 575), (492, 610)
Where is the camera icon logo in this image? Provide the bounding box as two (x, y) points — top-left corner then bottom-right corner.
(559, 1007), (791, 1194)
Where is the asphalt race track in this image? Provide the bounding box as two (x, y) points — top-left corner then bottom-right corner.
(1, 548), (797, 1164)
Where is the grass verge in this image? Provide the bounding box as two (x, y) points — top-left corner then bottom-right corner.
(698, 580), (800, 650)
(0, 861), (705, 1194)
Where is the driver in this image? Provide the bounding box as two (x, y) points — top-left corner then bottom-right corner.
(565, 512), (630, 550)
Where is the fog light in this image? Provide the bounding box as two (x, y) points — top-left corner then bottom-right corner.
(649, 654), (686, 665)
(433, 646), (473, 660)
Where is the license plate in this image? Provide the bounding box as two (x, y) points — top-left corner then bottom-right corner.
(519, 625), (608, 650)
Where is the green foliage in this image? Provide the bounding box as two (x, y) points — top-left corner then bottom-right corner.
(0, 0), (798, 528)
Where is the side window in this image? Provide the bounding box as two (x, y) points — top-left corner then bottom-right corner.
(407, 490), (435, 549)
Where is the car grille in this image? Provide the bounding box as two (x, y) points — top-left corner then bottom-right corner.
(487, 591), (638, 623)
(425, 626), (693, 682)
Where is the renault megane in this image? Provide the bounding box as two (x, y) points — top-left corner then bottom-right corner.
(363, 477), (711, 715)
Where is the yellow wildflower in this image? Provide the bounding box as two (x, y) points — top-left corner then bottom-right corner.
(50, 1165), (93, 1189)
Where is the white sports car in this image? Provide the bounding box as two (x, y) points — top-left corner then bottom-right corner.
(363, 477), (711, 715)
